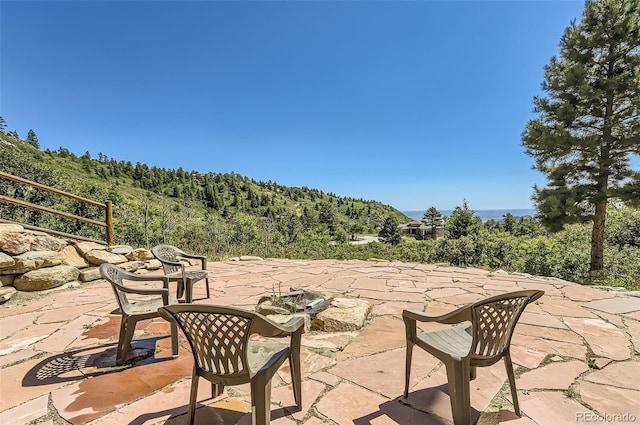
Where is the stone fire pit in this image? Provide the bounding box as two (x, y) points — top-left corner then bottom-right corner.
(256, 288), (372, 332)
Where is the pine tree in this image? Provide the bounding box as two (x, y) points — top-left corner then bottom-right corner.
(446, 201), (483, 239)
(378, 215), (401, 245)
(522, 0), (640, 275)
(422, 206), (443, 238)
(26, 129), (39, 149)
(0, 116), (6, 132)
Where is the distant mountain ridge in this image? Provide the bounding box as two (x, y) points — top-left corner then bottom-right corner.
(403, 209), (536, 222)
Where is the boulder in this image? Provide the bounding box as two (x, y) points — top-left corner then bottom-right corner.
(144, 259), (163, 270)
(126, 248), (154, 261)
(79, 267), (102, 282)
(0, 232), (34, 255)
(59, 245), (89, 268)
(0, 286), (17, 304)
(110, 245), (133, 255)
(31, 233), (67, 252)
(14, 265), (80, 291)
(0, 223), (24, 233)
(0, 252), (14, 270)
(0, 275), (15, 286)
(74, 241), (108, 256)
(313, 298), (372, 332)
(10, 251), (62, 274)
(84, 250), (128, 265)
(118, 261), (144, 272)
(240, 256), (264, 261)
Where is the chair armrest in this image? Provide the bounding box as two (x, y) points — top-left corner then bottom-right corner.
(120, 273), (170, 286)
(278, 316), (305, 334)
(528, 290), (544, 303)
(180, 253), (208, 270)
(254, 315), (305, 337)
(157, 258), (184, 267)
(403, 304), (472, 325)
(110, 280), (170, 296)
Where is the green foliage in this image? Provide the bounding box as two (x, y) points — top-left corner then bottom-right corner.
(522, 0), (640, 272)
(378, 215), (401, 245)
(2, 130), (639, 291)
(445, 201), (484, 239)
(422, 206), (443, 238)
(26, 129), (39, 149)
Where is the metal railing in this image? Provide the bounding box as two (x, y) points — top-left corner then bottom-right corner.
(0, 171), (114, 245)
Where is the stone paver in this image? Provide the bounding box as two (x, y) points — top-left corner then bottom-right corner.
(1, 258), (638, 425)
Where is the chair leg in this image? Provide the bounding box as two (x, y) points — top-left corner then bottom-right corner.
(185, 279), (193, 303)
(470, 366), (477, 381)
(170, 321), (179, 357)
(177, 281), (185, 299)
(404, 341), (414, 397)
(250, 376), (272, 425)
(504, 353), (520, 416)
(211, 382), (225, 398)
(188, 370), (199, 425)
(205, 277), (211, 299)
(445, 359), (471, 425)
(116, 316), (136, 366)
(289, 351), (302, 408)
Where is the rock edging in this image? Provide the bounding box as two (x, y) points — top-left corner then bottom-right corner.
(0, 223), (161, 303)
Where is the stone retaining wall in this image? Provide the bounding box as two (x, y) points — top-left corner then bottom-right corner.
(0, 223), (161, 303)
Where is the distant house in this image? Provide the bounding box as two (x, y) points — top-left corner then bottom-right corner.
(400, 220), (445, 240)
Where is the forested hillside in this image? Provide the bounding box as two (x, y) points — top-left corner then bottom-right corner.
(1, 124), (638, 290)
(0, 128), (408, 256)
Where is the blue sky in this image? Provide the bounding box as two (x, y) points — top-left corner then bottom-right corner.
(1, 1), (586, 211)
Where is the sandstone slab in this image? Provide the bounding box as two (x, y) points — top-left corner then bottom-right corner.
(519, 391), (606, 425)
(109, 245), (133, 255)
(73, 241), (108, 256)
(564, 317), (630, 361)
(126, 248), (154, 261)
(0, 274), (15, 286)
(516, 360), (588, 390)
(0, 231), (34, 255)
(313, 297), (372, 331)
(0, 251), (14, 269)
(10, 250), (62, 273)
(59, 245), (89, 268)
(79, 267), (101, 282)
(0, 286), (17, 303)
(14, 265), (80, 291)
(144, 258), (162, 270)
(30, 233), (67, 251)
(579, 381), (640, 420)
(0, 223), (24, 233)
(84, 249), (127, 265)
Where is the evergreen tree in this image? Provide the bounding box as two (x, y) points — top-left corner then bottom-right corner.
(502, 213), (517, 233)
(446, 201), (483, 239)
(423, 206), (443, 238)
(0, 116), (6, 132)
(378, 215), (401, 245)
(26, 129), (39, 149)
(522, 0), (640, 274)
(318, 202), (338, 236)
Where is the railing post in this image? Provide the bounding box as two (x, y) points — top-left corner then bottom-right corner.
(105, 200), (114, 245)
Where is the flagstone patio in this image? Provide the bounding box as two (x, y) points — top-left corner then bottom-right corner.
(1, 258), (639, 425)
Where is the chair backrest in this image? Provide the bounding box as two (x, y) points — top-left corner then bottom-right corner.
(99, 263), (131, 313)
(151, 244), (183, 276)
(470, 290), (543, 361)
(158, 304), (262, 382)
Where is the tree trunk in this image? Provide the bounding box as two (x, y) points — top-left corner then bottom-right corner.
(590, 199), (607, 275)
